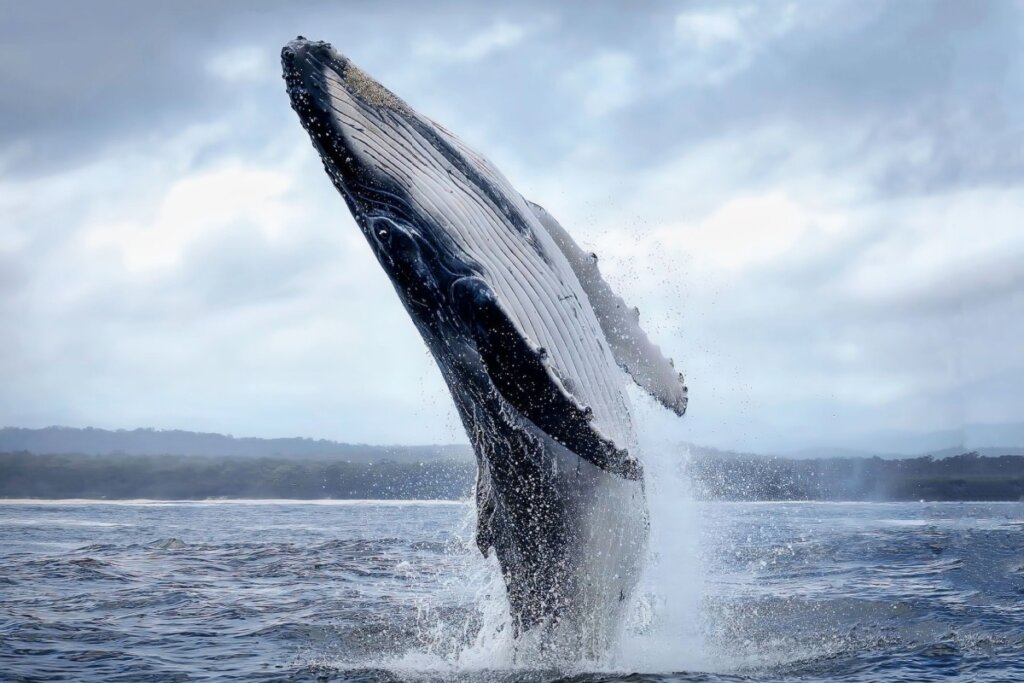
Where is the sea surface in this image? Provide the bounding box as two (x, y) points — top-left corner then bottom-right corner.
(0, 499), (1021, 682)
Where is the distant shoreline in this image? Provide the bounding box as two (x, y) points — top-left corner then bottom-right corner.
(0, 498), (469, 505)
(1, 498), (1020, 505)
(3, 451), (1023, 502)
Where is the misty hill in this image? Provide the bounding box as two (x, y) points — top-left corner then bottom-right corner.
(0, 426), (472, 463)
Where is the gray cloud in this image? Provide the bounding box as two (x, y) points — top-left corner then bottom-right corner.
(604, 2), (1024, 191)
(1, 1), (1022, 452)
(1, 2), (237, 174)
(5, 1), (1021, 186)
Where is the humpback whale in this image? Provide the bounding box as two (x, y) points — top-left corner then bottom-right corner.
(282, 38), (687, 657)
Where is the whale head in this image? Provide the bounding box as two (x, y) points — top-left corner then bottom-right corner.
(282, 37), (686, 478)
(282, 38), (499, 326)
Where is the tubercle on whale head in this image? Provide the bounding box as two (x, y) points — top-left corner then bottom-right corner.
(282, 37), (410, 113)
(281, 38), (415, 228)
(281, 37), (540, 260)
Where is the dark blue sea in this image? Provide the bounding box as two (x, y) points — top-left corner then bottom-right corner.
(0, 500), (1021, 682)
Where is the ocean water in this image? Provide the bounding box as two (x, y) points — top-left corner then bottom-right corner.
(0, 499), (1021, 682)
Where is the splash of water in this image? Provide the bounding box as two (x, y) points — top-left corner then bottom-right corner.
(354, 388), (712, 679)
(613, 389), (709, 673)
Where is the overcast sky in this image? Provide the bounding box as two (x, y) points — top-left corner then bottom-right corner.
(1, 1), (1022, 453)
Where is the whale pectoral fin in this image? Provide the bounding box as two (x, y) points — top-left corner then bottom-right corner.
(451, 276), (641, 480)
(527, 201), (689, 417)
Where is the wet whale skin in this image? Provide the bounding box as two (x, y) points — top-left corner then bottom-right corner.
(282, 37), (687, 656)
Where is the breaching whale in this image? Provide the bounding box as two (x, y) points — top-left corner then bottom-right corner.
(282, 37), (687, 657)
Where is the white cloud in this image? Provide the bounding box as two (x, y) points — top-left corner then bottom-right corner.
(0, 99), (465, 445)
(536, 121), (1024, 452)
(84, 164), (295, 272)
(648, 193), (844, 272)
(206, 45), (273, 82)
(669, 4), (803, 85)
(674, 8), (747, 48)
(562, 52), (638, 117)
(413, 21), (528, 64)
(837, 188), (1024, 312)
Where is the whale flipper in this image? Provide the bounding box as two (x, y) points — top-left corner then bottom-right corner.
(527, 201), (689, 417)
(451, 276), (641, 480)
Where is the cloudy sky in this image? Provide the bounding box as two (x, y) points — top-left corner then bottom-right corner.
(1, 1), (1022, 453)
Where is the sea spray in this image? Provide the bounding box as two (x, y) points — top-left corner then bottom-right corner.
(614, 389), (711, 673)
(383, 388), (709, 677)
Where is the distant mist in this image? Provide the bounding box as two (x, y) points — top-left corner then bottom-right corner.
(684, 451), (1024, 502)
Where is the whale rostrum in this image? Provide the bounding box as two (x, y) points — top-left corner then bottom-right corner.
(282, 37), (687, 657)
